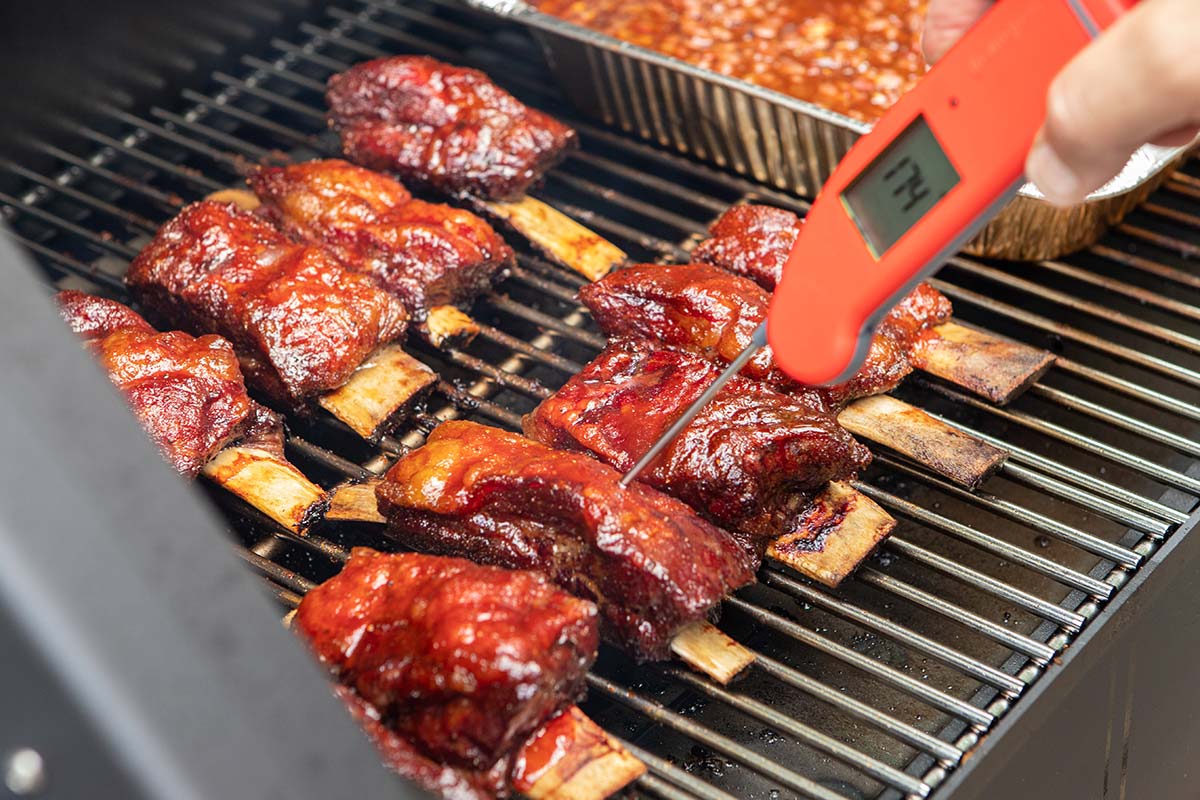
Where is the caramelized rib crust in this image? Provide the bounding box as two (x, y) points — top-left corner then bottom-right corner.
(250, 160), (513, 319)
(327, 56), (578, 200)
(297, 548), (598, 771)
(692, 204), (800, 291)
(125, 201), (408, 409)
(580, 261), (952, 406)
(375, 421), (756, 661)
(525, 338), (871, 548)
(56, 291), (256, 476)
(335, 686), (507, 800)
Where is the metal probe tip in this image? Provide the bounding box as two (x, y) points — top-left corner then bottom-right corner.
(620, 322), (768, 488)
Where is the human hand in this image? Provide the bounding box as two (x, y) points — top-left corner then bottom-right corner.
(922, 0), (1200, 207)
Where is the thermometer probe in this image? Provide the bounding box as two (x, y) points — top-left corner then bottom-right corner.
(621, 0), (1139, 486)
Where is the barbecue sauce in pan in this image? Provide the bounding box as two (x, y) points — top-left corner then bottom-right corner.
(531, 0), (927, 121)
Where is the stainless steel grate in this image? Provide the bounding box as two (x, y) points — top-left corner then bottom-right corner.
(2, 1), (1198, 798)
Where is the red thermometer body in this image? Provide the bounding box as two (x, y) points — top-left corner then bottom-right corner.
(768, 0), (1137, 386)
(620, 0), (1137, 485)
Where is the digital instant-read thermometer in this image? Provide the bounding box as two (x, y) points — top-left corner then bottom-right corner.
(621, 0), (1139, 486)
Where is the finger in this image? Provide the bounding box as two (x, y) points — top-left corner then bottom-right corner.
(1027, 0), (1200, 206)
(1149, 125), (1200, 149)
(921, 0), (995, 63)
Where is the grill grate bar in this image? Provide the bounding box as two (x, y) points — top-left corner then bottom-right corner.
(241, 55), (329, 94)
(921, 382), (1200, 495)
(1055, 356), (1200, 425)
(723, 597), (995, 727)
(2, 230), (126, 293)
(180, 88), (325, 150)
(235, 547), (317, 595)
(748, 651), (964, 762)
(1090, 240), (1200, 292)
(585, 673), (852, 800)
(24, 141), (182, 208)
(0, 190), (141, 260)
(759, 570), (1026, 695)
(876, 407), (1175, 536)
(1029, 383), (1200, 458)
(851, 482), (1113, 596)
(76, 124), (226, 191)
(883, 537), (1084, 631)
(855, 569), (1057, 662)
(212, 71), (327, 120)
(876, 454), (1143, 568)
(952, 418), (1188, 526)
(149, 106), (274, 160)
(99, 101), (251, 174)
(665, 668), (931, 796)
(618, 742), (741, 800)
(998, 461), (1171, 539)
(1033, 258), (1200, 323)
(2, 160), (160, 234)
(946, 258), (1200, 355)
(483, 293), (607, 348)
(931, 279), (1200, 389)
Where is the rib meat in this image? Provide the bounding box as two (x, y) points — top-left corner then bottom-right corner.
(524, 338), (871, 549)
(56, 290), (260, 476)
(125, 201), (409, 410)
(375, 421), (756, 661)
(580, 261), (952, 406)
(327, 56), (577, 200)
(692, 203), (800, 291)
(335, 686), (508, 800)
(249, 159), (514, 320)
(296, 548), (598, 772)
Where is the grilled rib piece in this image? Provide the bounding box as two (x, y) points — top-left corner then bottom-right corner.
(327, 56), (578, 201)
(524, 338), (871, 549)
(297, 548), (598, 773)
(335, 686), (507, 800)
(57, 290), (259, 476)
(692, 204), (800, 291)
(125, 201), (409, 410)
(579, 262), (952, 406)
(249, 159), (514, 320)
(375, 421), (756, 661)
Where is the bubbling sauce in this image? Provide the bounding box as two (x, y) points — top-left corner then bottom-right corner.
(532, 0), (928, 121)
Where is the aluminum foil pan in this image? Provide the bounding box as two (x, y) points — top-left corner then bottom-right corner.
(465, 0), (1187, 260)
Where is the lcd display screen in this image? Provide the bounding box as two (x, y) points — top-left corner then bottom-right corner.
(841, 115), (960, 258)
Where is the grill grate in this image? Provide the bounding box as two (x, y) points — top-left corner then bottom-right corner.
(2, 1), (1199, 797)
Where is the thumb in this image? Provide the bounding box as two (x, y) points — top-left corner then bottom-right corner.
(921, 0), (995, 63)
(1027, 0), (1200, 206)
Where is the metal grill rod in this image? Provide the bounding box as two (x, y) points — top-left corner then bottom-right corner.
(584, 673), (854, 800)
(759, 570), (1026, 694)
(722, 597), (995, 727)
(664, 668), (930, 796)
(875, 454), (1142, 567)
(855, 482), (1113, 595)
(921, 382), (1200, 495)
(931, 279), (1200, 389)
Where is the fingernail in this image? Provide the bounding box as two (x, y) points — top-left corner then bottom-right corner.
(1027, 140), (1082, 207)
